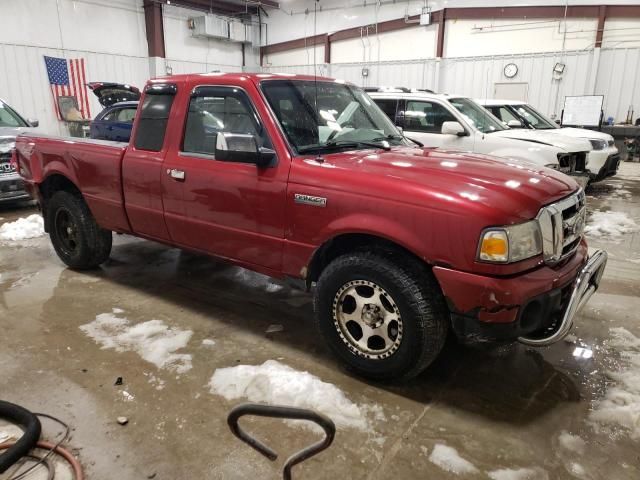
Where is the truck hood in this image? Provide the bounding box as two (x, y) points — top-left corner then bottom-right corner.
(490, 129), (592, 152)
(0, 128), (36, 153)
(547, 127), (614, 143)
(297, 146), (578, 221)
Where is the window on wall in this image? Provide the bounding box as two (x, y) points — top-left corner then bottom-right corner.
(182, 86), (270, 158)
(402, 100), (457, 133)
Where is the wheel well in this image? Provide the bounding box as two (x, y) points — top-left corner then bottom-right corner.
(39, 174), (81, 232)
(306, 233), (428, 286)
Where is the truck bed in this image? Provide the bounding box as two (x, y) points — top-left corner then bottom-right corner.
(15, 133), (131, 232)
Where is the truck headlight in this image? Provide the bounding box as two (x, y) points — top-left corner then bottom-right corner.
(589, 139), (607, 150)
(478, 220), (543, 263)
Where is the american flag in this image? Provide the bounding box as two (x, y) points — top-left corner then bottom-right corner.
(43, 56), (91, 120)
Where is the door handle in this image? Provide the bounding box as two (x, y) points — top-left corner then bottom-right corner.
(167, 168), (185, 180)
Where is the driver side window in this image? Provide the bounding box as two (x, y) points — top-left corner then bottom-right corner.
(402, 101), (456, 133)
(182, 87), (270, 158)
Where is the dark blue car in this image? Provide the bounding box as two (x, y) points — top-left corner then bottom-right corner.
(88, 83), (140, 142)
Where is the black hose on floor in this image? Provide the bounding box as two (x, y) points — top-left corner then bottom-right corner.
(0, 401), (41, 474)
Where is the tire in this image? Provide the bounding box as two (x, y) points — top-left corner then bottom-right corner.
(314, 250), (448, 381)
(46, 191), (112, 269)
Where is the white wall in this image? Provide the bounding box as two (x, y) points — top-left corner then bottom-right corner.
(0, 0), (258, 136)
(602, 18), (640, 49)
(264, 45), (324, 68)
(444, 18), (598, 58)
(1, 0), (149, 135)
(331, 25), (438, 63)
(163, 5), (248, 74)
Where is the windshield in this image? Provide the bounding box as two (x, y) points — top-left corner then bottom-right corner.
(449, 98), (505, 134)
(512, 104), (558, 130)
(0, 101), (28, 128)
(261, 79), (406, 153)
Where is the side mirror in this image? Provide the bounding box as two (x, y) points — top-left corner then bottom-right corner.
(215, 132), (275, 168)
(27, 118), (39, 128)
(441, 121), (467, 136)
(507, 119), (523, 128)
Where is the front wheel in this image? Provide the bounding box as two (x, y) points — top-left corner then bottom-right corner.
(314, 251), (448, 381)
(47, 191), (112, 269)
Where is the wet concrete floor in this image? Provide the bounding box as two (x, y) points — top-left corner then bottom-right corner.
(1, 163), (639, 480)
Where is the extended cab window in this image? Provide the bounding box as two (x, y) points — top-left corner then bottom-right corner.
(182, 86), (269, 158)
(133, 84), (176, 151)
(373, 99), (399, 124)
(402, 100), (457, 133)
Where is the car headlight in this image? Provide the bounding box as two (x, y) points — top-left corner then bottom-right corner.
(478, 220), (543, 263)
(589, 139), (607, 150)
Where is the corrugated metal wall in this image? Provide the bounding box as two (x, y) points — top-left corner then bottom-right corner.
(263, 48), (640, 122)
(596, 48), (640, 123)
(0, 42), (149, 135)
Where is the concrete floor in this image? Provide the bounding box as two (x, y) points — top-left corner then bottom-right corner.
(1, 163), (639, 480)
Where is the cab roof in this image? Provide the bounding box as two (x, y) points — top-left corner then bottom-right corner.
(147, 72), (345, 87)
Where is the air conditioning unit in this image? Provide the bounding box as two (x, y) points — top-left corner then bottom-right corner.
(229, 21), (250, 43)
(190, 15), (229, 40)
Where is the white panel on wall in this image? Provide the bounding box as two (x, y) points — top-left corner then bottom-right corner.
(444, 18), (598, 58)
(595, 48), (640, 122)
(329, 59), (438, 89)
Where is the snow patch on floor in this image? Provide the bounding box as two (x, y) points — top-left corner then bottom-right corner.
(428, 444), (479, 475)
(487, 467), (549, 480)
(589, 327), (640, 439)
(585, 211), (638, 239)
(0, 214), (44, 241)
(209, 360), (372, 430)
(80, 309), (193, 374)
(234, 269), (283, 293)
(558, 431), (586, 455)
(202, 339), (216, 346)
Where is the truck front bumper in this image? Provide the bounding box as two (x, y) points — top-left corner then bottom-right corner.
(0, 173), (30, 202)
(433, 243), (607, 345)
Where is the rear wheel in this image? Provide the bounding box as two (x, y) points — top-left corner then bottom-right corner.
(314, 251), (448, 381)
(47, 191), (112, 269)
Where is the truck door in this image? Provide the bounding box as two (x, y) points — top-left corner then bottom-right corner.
(161, 84), (287, 272)
(122, 84), (177, 241)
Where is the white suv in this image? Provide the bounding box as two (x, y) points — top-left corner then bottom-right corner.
(479, 99), (619, 182)
(368, 89), (592, 185)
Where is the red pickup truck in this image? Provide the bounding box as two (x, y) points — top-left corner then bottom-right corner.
(14, 73), (607, 380)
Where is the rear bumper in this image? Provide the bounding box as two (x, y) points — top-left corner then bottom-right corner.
(434, 242), (607, 344)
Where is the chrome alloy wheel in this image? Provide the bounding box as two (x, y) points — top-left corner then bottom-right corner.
(332, 280), (403, 359)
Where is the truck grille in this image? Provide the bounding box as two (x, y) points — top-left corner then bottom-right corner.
(557, 152), (586, 174)
(0, 152), (16, 177)
(537, 190), (586, 265)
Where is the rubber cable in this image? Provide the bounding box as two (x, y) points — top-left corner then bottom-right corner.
(0, 401), (41, 474)
(0, 442), (84, 480)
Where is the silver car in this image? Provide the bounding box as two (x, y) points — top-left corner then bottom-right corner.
(0, 98), (38, 202)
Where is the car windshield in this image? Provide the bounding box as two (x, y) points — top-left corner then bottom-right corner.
(0, 101), (28, 128)
(512, 104), (558, 130)
(261, 79), (407, 153)
(449, 98), (505, 134)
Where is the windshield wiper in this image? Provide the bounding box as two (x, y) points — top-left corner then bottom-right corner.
(372, 133), (423, 147)
(298, 139), (391, 154)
